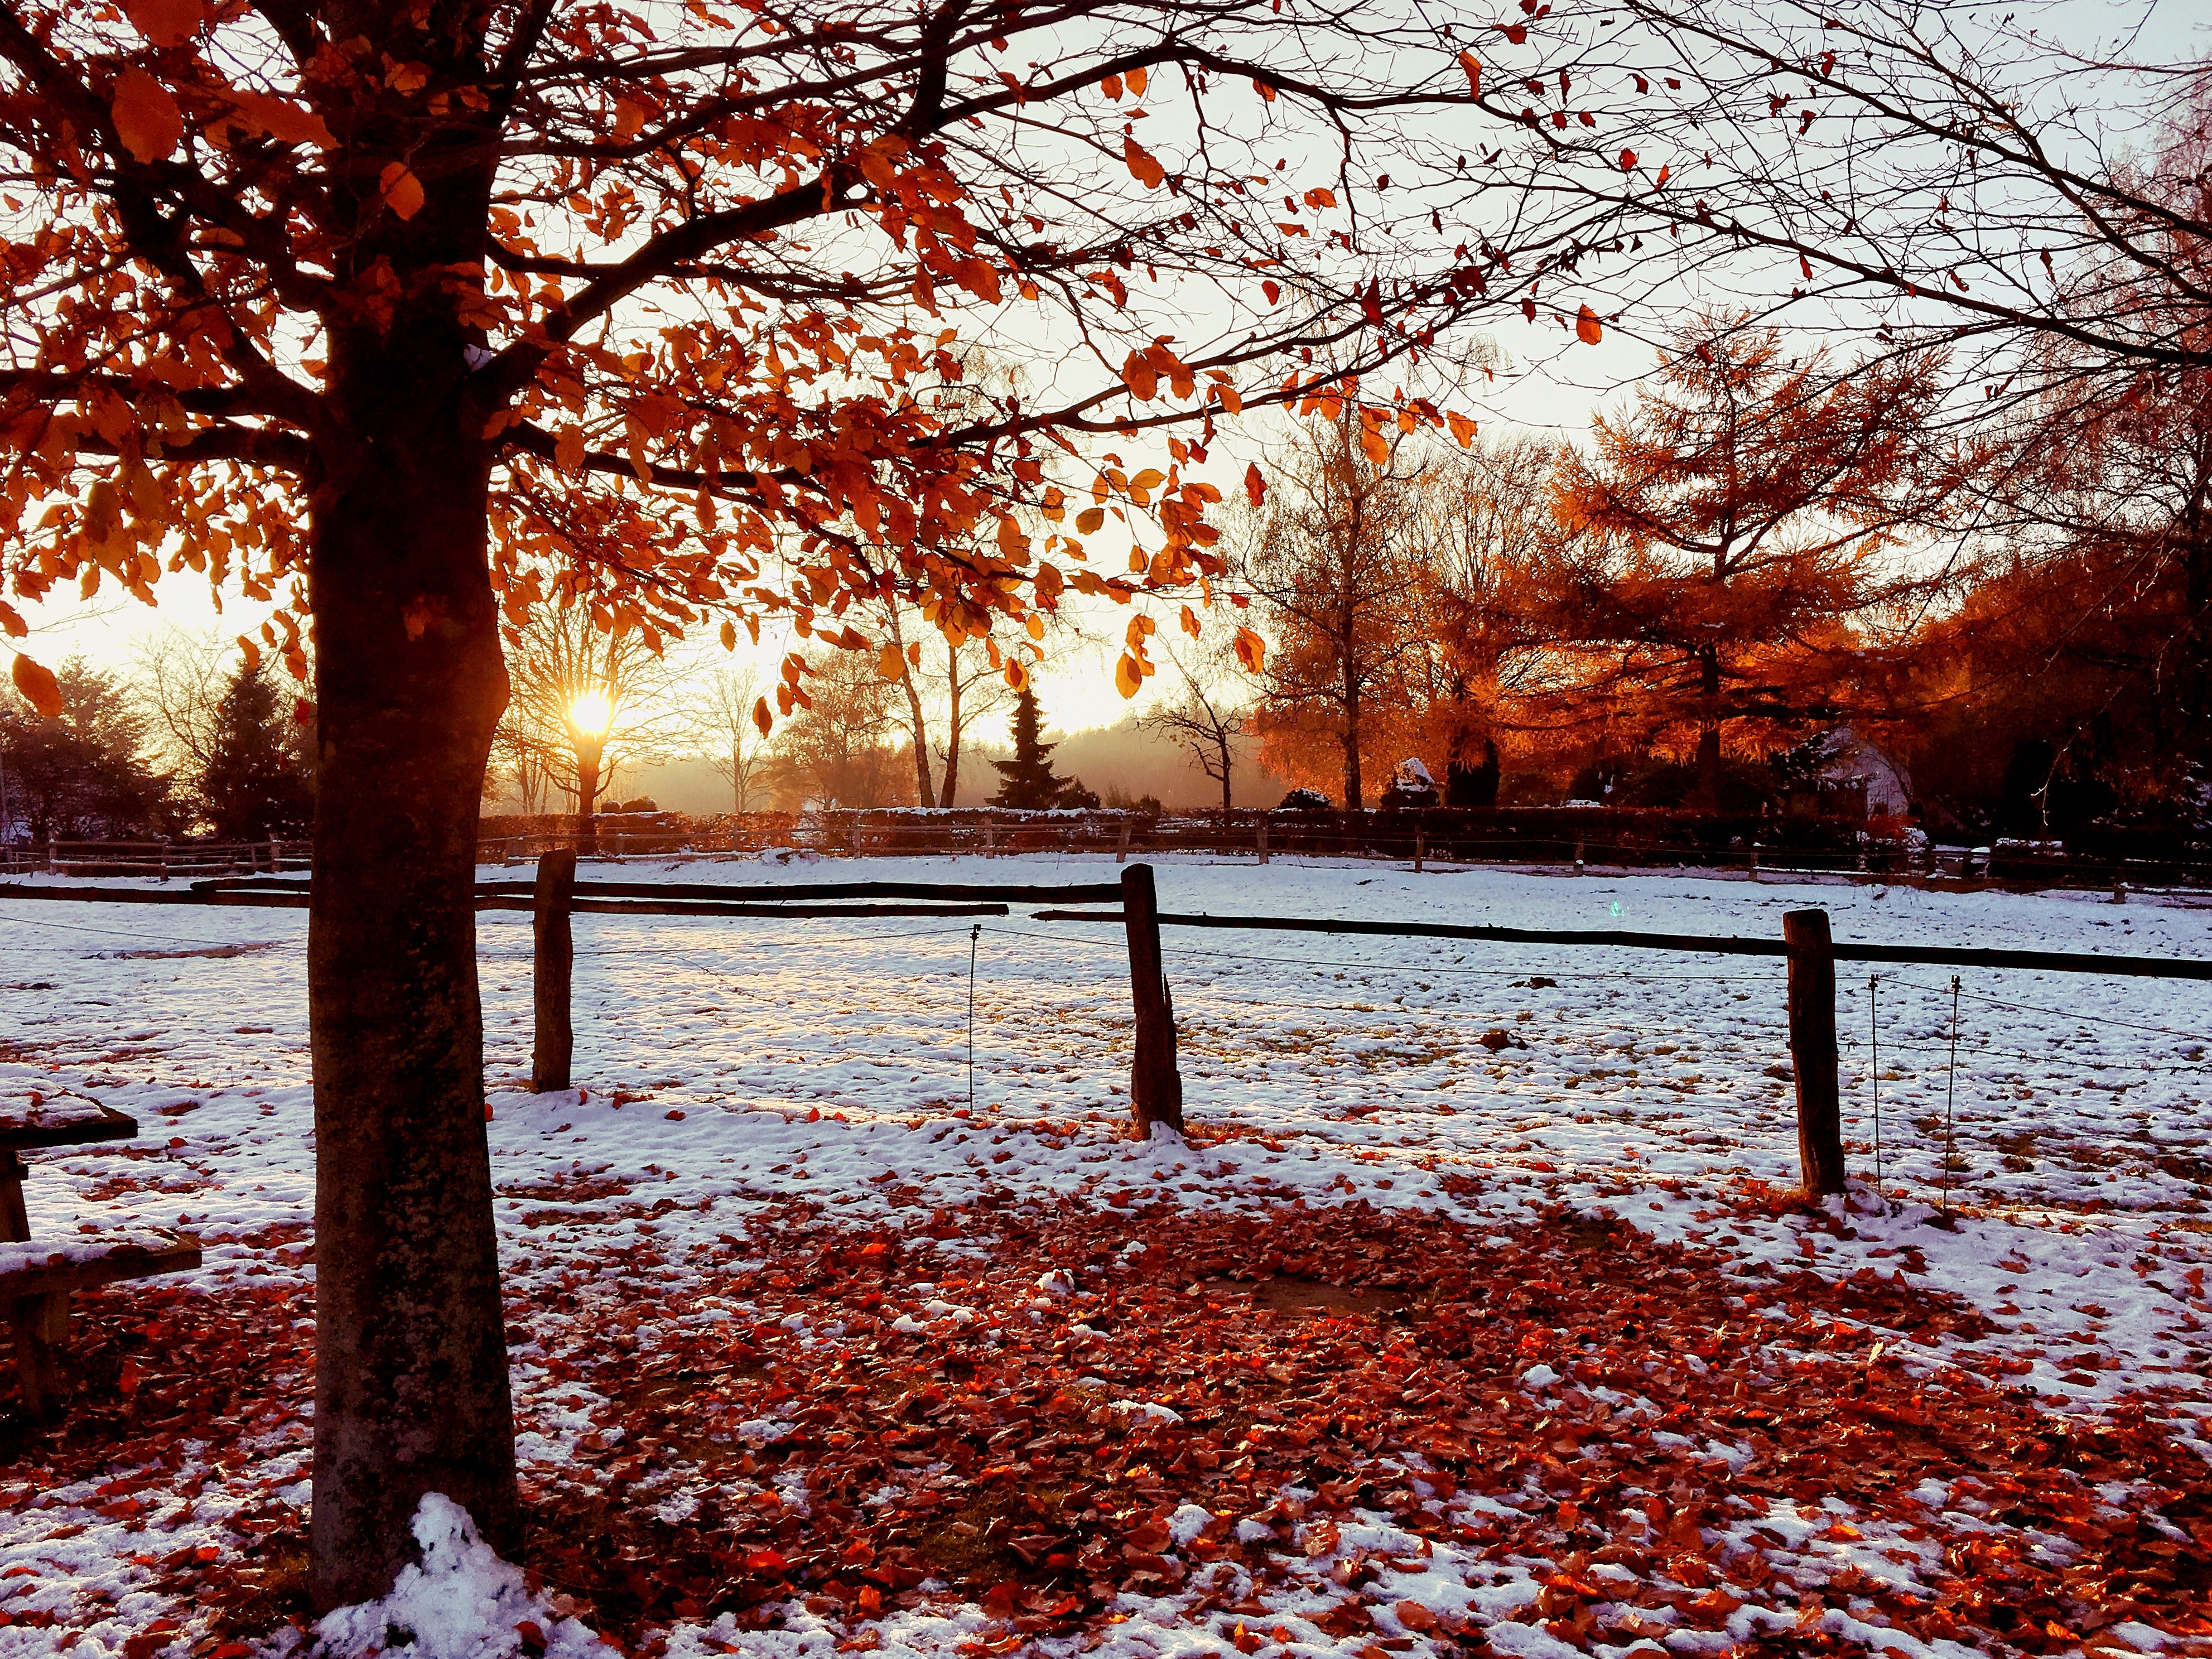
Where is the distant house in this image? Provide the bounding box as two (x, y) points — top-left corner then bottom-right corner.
(1790, 726), (1914, 819)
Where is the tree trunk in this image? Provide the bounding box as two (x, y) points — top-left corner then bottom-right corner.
(883, 605), (934, 806)
(1694, 644), (1722, 807)
(937, 648), (964, 808)
(1341, 653), (1363, 811)
(1218, 734), (1233, 818)
(307, 351), (518, 1607)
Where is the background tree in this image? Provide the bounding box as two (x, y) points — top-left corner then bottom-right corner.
(191, 657), (315, 840)
(1606, 2), (2212, 801)
(1246, 408), (1434, 809)
(1403, 433), (1565, 803)
(495, 598), (689, 821)
(1139, 637), (1254, 817)
(0, 0), (1656, 1602)
(990, 686), (1096, 809)
(131, 626), (234, 786)
(0, 658), (171, 840)
(1539, 316), (1953, 804)
(690, 664), (764, 816)
(765, 649), (905, 810)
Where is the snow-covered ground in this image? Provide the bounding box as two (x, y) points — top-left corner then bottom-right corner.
(3, 855), (2210, 1659)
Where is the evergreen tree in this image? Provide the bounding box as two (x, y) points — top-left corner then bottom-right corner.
(0, 658), (172, 840)
(989, 687), (1095, 809)
(194, 661), (315, 840)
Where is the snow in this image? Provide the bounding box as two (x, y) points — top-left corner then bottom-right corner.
(3, 851), (2211, 1656)
(314, 1494), (599, 1659)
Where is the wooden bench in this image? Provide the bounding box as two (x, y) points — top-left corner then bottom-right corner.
(4, 1099), (201, 1421)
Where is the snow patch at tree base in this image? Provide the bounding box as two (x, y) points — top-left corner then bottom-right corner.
(313, 1494), (601, 1659)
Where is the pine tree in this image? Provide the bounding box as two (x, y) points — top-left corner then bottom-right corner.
(195, 662), (315, 841)
(989, 687), (1095, 809)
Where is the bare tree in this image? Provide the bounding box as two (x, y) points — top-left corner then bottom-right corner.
(496, 600), (690, 818)
(1140, 635), (1256, 817)
(691, 663), (765, 814)
(132, 626), (247, 782)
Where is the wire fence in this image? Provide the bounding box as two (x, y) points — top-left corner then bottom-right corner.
(5, 872), (2208, 1224)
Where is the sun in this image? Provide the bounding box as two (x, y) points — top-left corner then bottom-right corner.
(568, 690), (614, 738)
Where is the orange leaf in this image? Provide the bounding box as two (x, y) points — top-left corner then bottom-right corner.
(1575, 305), (1603, 345)
(122, 0), (205, 46)
(1115, 653), (1141, 698)
(751, 697), (773, 737)
(1254, 79), (1276, 103)
(878, 643), (905, 681)
(380, 162), (426, 220)
(1121, 349), (1160, 401)
(1500, 22), (1527, 42)
(1233, 628), (1266, 674)
(1618, 148), (1637, 171)
(1127, 66), (1148, 97)
(1244, 462), (1265, 508)
(1004, 655), (1029, 691)
(554, 425), (586, 474)
(1101, 73), (1124, 100)
(1123, 136), (1165, 190)
(111, 68), (182, 163)
(1457, 51), (1481, 95)
(1361, 425), (1390, 466)
(11, 654), (61, 718)
(1446, 410), (1478, 448)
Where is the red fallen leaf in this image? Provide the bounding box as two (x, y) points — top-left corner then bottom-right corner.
(1230, 1623), (1266, 1654)
(1395, 1600), (1438, 1632)
(665, 1109), (686, 1121)
(979, 1582), (1019, 1618)
(857, 1586), (883, 1617)
(744, 1549), (789, 1573)
(516, 1622), (548, 1654)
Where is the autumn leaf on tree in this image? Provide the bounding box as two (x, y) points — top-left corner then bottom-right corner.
(1577, 305), (1604, 345)
(11, 653), (61, 718)
(110, 68), (182, 163)
(1124, 136), (1167, 189)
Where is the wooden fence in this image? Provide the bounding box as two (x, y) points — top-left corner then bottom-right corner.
(11, 808), (2205, 890)
(0, 835), (307, 879)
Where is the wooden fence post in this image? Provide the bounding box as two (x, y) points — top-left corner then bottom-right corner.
(1415, 827), (1425, 872)
(1257, 819), (1269, 865)
(1116, 819), (1131, 864)
(984, 819), (996, 859)
(1573, 835), (1584, 876)
(532, 848), (577, 1094)
(1120, 863), (1184, 1138)
(1748, 842), (1761, 882)
(1783, 908), (1847, 1196)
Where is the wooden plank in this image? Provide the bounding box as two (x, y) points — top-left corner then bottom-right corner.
(0, 1102), (139, 1154)
(192, 876), (1126, 903)
(1023, 909), (2212, 981)
(2, 1239), (201, 1301)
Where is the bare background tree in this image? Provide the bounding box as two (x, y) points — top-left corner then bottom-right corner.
(1139, 633), (1256, 816)
(689, 663), (765, 815)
